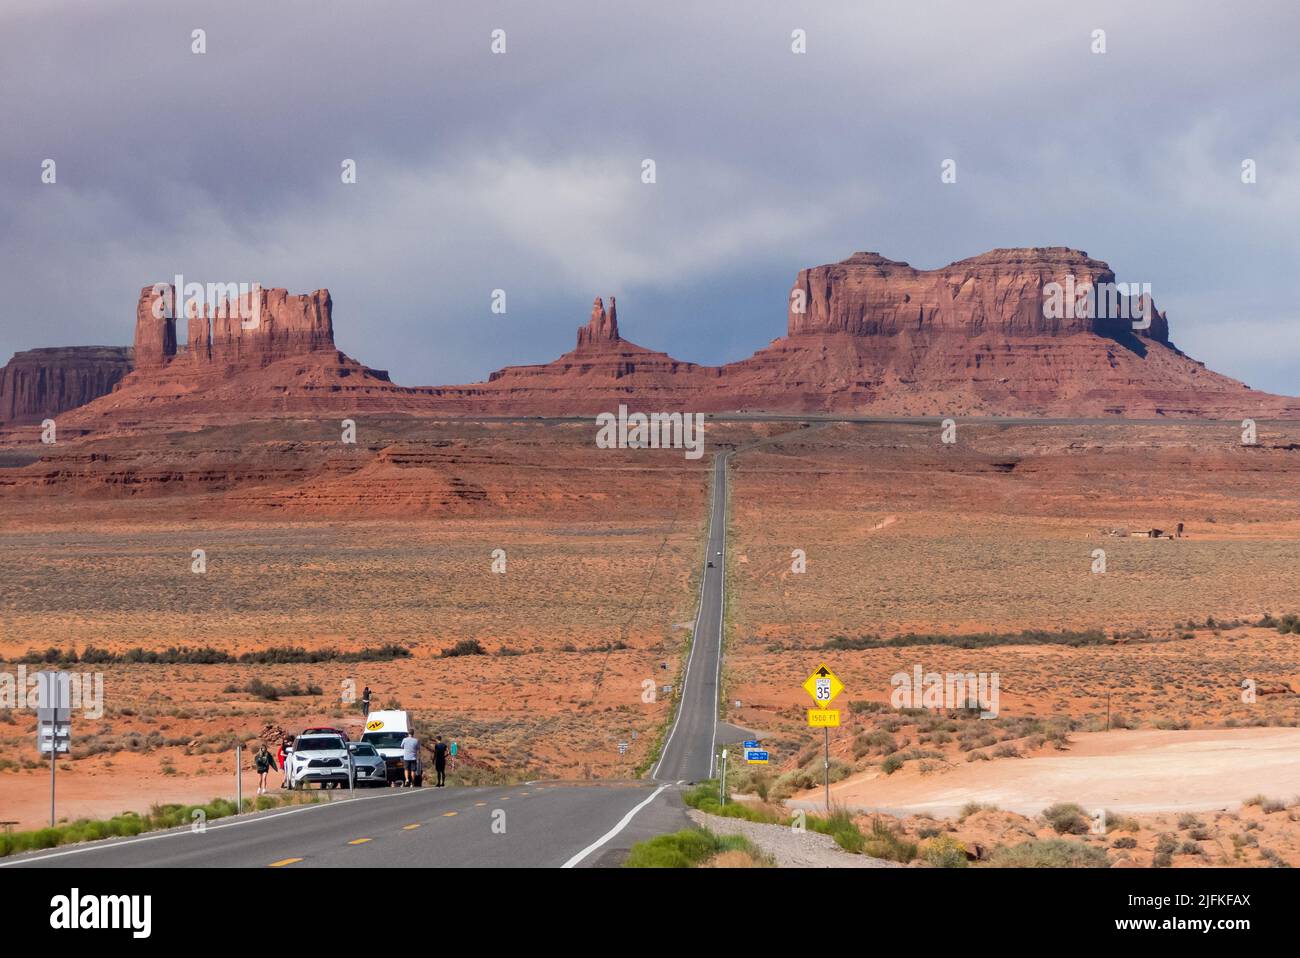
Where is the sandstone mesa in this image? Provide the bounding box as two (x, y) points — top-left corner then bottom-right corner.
(4, 246), (1298, 432)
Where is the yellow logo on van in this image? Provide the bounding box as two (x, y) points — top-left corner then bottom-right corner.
(366, 720), (385, 731)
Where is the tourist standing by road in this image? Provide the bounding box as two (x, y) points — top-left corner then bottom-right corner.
(254, 743), (277, 795)
(361, 685), (371, 716)
(401, 729), (420, 787)
(279, 737), (293, 789)
(433, 735), (448, 787)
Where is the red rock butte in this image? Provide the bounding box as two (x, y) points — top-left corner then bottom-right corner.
(8, 247), (1300, 431)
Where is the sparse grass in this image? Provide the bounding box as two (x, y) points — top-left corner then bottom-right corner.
(804, 805), (865, 854)
(989, 839), (1109, 868)
(862, 817), (918, 862)
(0, 793), (317, 858)
(623, 828), (767, 868)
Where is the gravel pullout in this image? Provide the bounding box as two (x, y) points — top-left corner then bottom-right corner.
(687, 809), (904, 868)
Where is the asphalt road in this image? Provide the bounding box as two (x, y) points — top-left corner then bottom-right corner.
(0, 781), (693, 869)
(3, 455), (732, 868)
(652, 452), (727, 783)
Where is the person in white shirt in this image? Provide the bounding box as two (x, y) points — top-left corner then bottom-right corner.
(400, 731), (420, 787)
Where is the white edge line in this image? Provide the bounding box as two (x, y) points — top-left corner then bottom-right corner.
(651, 453), (720, 779)
(0, 785), (431, 867)
(709, 454), (727, 778)
(560, 783), (668, 868)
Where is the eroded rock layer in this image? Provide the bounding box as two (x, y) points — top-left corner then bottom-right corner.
(0, 347), (134, 423)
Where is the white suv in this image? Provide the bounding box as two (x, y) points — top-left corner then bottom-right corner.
(290, 733), (353, 789)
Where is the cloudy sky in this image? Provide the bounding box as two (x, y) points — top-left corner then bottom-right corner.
(3, 0), (1298, 393)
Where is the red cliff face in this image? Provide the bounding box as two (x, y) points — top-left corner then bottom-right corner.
(0, 347), (134, 423)
(45, 248), (1300, 432)
(787, 248), (1169, 343)
(139, 284), (335, 370)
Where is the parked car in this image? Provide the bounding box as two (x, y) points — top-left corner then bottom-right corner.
(290, 733), (353, 789)
(347, 741), (387, 787)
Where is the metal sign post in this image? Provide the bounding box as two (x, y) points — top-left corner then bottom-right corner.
(802, 663), (845, 813)
(35, 671), (72, 829)
(719, 748), (727, 806)
(236, 743), (242, 812)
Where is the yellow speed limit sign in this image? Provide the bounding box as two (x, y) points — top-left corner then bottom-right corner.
(802, 664), (844, 707)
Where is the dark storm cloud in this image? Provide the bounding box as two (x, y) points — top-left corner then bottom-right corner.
(2, 0), (1298, 391)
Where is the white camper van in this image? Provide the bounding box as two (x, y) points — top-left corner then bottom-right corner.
(360, 710), (411, 786)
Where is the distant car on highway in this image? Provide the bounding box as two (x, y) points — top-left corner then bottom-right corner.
(290, 733), (353, 789)
(347, 741), (387, 787)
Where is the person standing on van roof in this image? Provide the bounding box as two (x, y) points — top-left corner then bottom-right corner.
(400, 729), (419, 787)
(361, 686), (371, 715)
(433, 735), (448, 787)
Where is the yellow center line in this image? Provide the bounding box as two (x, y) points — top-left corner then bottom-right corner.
(268, 858), (302, 867)
(474, 802), (487, 807)
(442, 811), (458, 817)
(348, 838), (372, 845)
(402, 824), (421, 830)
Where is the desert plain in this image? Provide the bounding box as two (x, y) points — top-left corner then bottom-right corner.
(2, 415), (1300, 867)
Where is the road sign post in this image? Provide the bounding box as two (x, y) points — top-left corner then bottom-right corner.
(719, 748), (727, 806)
(802, 664), (844, 812)
(35, 671), (72, 829)
(236, 743), (243, 812)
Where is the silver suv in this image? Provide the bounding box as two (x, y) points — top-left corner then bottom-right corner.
(347, 741), (387, 787)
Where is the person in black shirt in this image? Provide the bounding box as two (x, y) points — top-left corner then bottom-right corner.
(433, 735), (448, 787)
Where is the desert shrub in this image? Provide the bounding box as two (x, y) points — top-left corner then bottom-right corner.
(990, 839), (1109, 868)
(769, 759), (851, 800)
(922, 835), (969, 868)
(1042, 802), (1090, 835)
(959, 801), (998, 820)
(823, 629), (1108, 650)
(440, 639), (486, 658)
(1111, 836), (1137, 849)
(862, 817), (917, 862)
